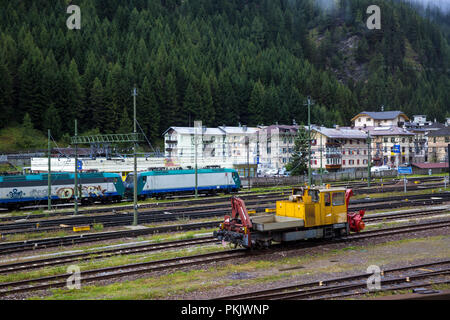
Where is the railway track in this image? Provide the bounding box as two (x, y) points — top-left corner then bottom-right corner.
(0, 218), (448, 298)
(0, 176), (445, 219)
(0, 197), (449, 255)
(1, 191), (449, 235)
(0, 249), (249, 297)
(214, 260), (450, 300)
(0, 221), (221, 255)
(0, 236), (218, 275)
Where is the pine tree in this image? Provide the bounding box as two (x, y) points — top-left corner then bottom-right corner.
(0, 60), (13, 128)
(248, 80), (265, 126)
(118, 106), (132, 134)
(140, 77), (160, 142)
(285, 126), (309, 176)
(43, 104), (62, 139)
(89, 77), (106, 131)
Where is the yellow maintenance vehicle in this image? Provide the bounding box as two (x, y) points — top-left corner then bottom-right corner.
(214, 186), (365, 248)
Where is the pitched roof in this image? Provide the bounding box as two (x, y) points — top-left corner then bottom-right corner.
(412, 162), (449, 169)
(426, 126), (450, 137)
(362, 126), (415, 136)
(313, 127), (367, 139)
(351, 111), (409, 122)
(218, 126), (259, 134)
(162, 126), (225, 136)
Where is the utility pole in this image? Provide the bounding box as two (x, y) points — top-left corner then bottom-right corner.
(194, 121), (201, 198)
(48, 129), (51, 211)
(367, 132), (371, 187)
(448, 144), (450, 184)
(246, 136), (251, 189)
(304, 96), (314, 186)
(132, 86), (138, 226)
(320, 133), (323, 185)
(74, 119), (78, 215)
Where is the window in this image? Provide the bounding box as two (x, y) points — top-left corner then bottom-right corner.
(384, 138), (388, 143)
(324, 193), (331, 206)
(391, 137), (395, 143)
(357, 159), (360, 165)
(343, 160), (346, 165)
(310, 190), (319, 202)
(332, 192), (345, 206)
(446, 137), (450, 143)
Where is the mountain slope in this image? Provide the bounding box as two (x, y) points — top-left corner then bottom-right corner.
(0, 0), (448, 149)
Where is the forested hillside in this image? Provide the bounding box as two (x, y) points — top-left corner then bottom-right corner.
(0, 0), (449, 149)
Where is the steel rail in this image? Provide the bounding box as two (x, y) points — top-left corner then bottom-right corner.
(215, 260), (450, 300)
(0, 236), (218, 274)
(2, 192), (449, 235)
(0, 220), (449, 297)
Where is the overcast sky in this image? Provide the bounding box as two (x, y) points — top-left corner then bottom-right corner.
(314, 0), (450, 12)
(407, 0), (450, 11)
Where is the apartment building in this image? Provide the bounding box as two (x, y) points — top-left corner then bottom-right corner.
(257, 125), (299, 170)
(163, 126), (227, 165)
(360, 126), (415, 167)
(163, 125), (259, 171)
(352, 111), (409, 128)
(310, 126), (368, 171)
(427, 127), (450, 163)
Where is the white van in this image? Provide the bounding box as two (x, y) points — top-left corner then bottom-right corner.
(371, 165), (391, 173)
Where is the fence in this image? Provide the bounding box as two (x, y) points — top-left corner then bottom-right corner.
(242, 170), (398, 188)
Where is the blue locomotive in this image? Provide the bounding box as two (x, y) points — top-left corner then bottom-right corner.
(0, 172), (124, 209)
(125, 168), (241, 200)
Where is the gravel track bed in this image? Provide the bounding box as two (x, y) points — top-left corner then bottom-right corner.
(4, 218), (449, 300)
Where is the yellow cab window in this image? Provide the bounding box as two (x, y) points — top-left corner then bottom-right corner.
(310, 190), (319, 202)
(332, 192), (345, 206)
(324, 193), (331, 206)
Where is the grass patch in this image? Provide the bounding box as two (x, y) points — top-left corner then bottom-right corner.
(0, 243), (225, 284)
(92, 223), (104, 232)
(30, 234), (449, 300)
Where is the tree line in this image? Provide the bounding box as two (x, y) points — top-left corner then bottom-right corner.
(0, 0), (448, 149)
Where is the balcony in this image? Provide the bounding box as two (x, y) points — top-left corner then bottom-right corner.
(165, 139), (177, 144)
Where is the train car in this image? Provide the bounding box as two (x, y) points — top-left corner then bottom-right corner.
(0, 172), (124, 209)
(125, 168), (241, 199)
(214, 186), (365, 248)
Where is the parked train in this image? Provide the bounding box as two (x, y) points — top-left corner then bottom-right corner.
(0, 172), (124, 210)
(0, 168), (241, 209)
(124, 168), (241, 200)
(214, 186), (365, 248)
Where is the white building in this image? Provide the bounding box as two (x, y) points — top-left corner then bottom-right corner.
(351, 111), (409, 128)
(310, 126), (368, 171)
(257, 125), (299, 170)
(162, 125), (259, 176)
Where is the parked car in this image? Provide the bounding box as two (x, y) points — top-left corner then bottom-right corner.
(265, 169), (279, 177)
(371, 165), (391, 173)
